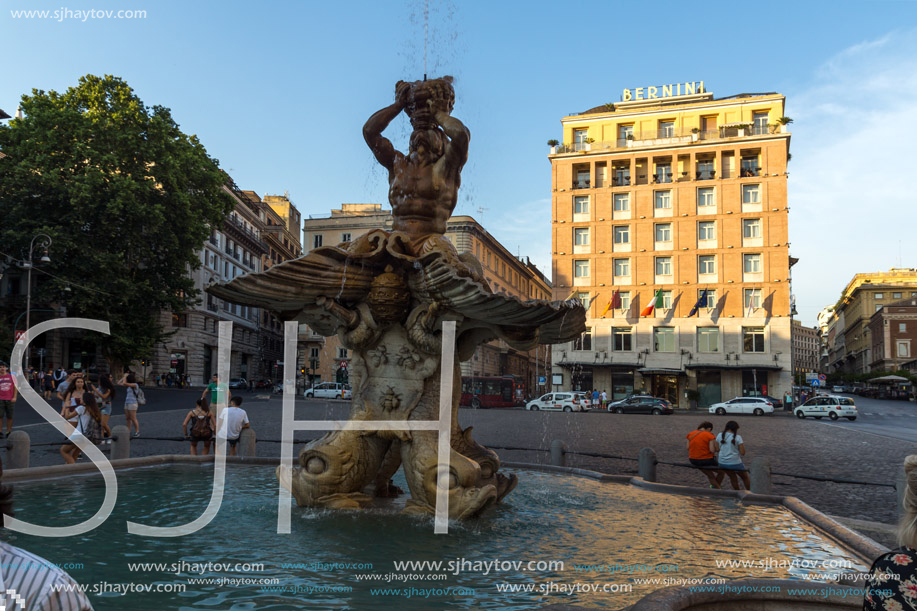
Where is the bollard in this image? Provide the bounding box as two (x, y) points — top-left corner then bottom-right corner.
(749, 457), (772, 494)
(638, 448), (657, 482)
(239, 427), (257, 458)
(549, 440), (567, 467)
(111, 425), (131, 460)
(898, 463), (908, 520)
(6, 431), (30, 470)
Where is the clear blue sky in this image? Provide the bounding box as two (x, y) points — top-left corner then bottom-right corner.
(3, 0), (917, 325)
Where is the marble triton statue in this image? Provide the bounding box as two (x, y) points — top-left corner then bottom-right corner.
(207, 76), (585, 519)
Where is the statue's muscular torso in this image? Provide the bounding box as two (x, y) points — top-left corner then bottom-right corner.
(389, 151), (458, 237)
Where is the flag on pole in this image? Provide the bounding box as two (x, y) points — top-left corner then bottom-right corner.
(745, 292), (756, 318)
(688, 289), (708, 318)
(640, 290), (664, 317)
(600, 290), (621, 318)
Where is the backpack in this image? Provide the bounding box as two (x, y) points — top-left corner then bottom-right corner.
(79, 415), (104, 445)
(190, 413), (213, 439)
(133, 386), (147, 405)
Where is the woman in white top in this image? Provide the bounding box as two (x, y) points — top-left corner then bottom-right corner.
(59, 375), (88, 434)
(711, 420), (751, 490)
(60, 392), (109, 464)
(118, 372), (141, 438)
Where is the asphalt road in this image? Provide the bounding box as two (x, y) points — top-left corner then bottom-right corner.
(7, 387), (913, 528)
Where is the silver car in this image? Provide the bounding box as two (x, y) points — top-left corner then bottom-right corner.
(525, 392), (588, 412)
(708, 397), (775, 416)
(303, 382), (352, 399)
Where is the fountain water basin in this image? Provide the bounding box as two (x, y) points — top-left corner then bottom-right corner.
(7, 464), (870, 610)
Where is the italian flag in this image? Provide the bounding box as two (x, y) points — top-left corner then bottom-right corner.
(640, 289), (664, 317)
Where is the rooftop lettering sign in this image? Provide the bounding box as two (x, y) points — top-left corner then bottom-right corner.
(622, 81), (706, 102)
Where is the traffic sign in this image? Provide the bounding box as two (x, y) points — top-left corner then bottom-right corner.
(810, 379), (821, 387)
(14, 331), (25, 342)
(818, 374), (827, 382)
(538, 376), (546, 385)
(340, 361), (347, 369)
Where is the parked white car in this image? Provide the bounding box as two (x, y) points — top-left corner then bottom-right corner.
(526, 392), (589, 412)
(795, 395), (857, 421)
(304, 382), (352, 399)
(708, 397), (775, 416)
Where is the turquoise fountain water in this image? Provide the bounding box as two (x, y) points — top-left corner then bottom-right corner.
(4, 466), (867, 610)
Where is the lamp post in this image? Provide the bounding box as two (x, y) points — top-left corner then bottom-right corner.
(21, 234), (52, 350)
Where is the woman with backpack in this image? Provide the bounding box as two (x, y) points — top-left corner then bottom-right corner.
(60, 392), (108, 464)
(118, 372), (142, 438)
(182, 399), (215, 455)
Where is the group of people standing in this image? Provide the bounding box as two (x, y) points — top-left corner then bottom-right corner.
(685, 420), (751, 490)
(179, 374), (250, 457)
(589, 389), (608, 409)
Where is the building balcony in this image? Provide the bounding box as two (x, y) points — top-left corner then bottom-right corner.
(553, 125), (781, 155)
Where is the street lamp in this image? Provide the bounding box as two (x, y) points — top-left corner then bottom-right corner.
(22, 233), (53, 347)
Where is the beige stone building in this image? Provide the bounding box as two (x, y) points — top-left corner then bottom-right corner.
(300, 204), (552, 394)
(792, 319), (819, 380)
(549, 83), (794, 407)
(830, 269), (917, 373)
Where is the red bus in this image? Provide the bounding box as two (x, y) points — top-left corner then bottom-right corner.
(460, 376), (525, 409)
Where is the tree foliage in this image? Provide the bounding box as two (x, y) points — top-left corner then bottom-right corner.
(0, 74), (233, 366)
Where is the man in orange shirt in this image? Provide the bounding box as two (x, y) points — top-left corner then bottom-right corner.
(685, 422), (724, 489)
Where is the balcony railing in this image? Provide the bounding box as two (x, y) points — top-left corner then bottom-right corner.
(555, 124), (777, 154)
(739, 167), (761, 177)
(652, 172), (673, 184)
(696, 170), (716, 180)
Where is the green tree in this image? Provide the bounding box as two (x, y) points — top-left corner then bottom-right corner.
(0, 74), (233, 367)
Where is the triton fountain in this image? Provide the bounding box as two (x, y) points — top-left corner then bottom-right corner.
(207, 76), (585, 519)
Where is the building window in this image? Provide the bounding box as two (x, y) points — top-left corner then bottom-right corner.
(613, 193), (630, 212)
(573, 129), (588, 152)
(574, 196), (589, 214)
(876, 304), (883, 312)
(742, 219), (762, 239)
(618, 124), (633, 141)
(575, 168), (591, 188)
(743, 327), (765, 352)
(171, 313), (187, 328)
(655, 256), (672, 276)
(654, 190), (672, 209)
(697, 187), (715, 208)
(574, 327), (592, 351)
(743, 254), (762, 273)
(575, 292), (590, 307)
(655, 163), (672, 184)
(341, 232), (352, 242)
(313, 234), (323, 248)
(613, 327), (633, 351)
(338, 347), (349, 359)
(893, 292), (902, 299)
(658, 120), (675, 138)
(698, 255), (716, 275)
(574, 228), (590, 246)
(740, 156), (760, 176)
(660, 290), (673, 309)
(574, 260), (590, 278)
(614, 226), (630, 244)
(744, 288), (762, 309)
(697, 159), (715, 180)
(698, 221), (715, 241)
(897, 341), (910, 358)
(614, 259), (630, 277)
(654, 327), (675, 352)
(900, 323), (907, 332)
(618, 291), (631, 310)
(742, 184), (761, 204)
(752, 112), (769, 135)
(698, 327), (719, 353)
(698, 289), (716, 309)
(875, 293), (884, 299)
(655, 223), (673, 242)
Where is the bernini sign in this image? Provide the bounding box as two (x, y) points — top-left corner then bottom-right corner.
(622, 81), (706, 101)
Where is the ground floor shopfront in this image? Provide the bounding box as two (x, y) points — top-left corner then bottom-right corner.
(555, 362), (789, 409)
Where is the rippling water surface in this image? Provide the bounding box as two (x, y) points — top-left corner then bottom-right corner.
(4, 466), (867, 610)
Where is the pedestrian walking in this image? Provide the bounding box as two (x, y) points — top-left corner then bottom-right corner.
(42, 367), (55, 400)
(0, 363), (17, 439)
(202, 374), (231, 407)
(53, 367), (67, 388)
(685, 421), (723, 489)
(60, 374), (89, 434)
(217, 396), (249, 457)
(118, 372), (141, 437)
(864, 454), (917, 609)
(93, 373), (116, 442)
(712, 420), (750, 490)
(182, 399), (215, 456)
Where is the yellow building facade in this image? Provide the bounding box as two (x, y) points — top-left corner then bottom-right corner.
(550, 83), (793, 407)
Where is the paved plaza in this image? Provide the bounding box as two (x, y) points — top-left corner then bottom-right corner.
(10, 388), (910, 543)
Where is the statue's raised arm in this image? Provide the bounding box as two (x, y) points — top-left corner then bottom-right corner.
(362, 81), (411, 171)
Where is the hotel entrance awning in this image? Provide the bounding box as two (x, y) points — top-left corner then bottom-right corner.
(638, 368), (686, 376)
